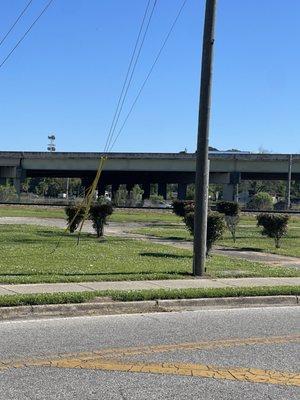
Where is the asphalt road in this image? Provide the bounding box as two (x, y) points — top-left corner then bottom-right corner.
(0, 306), (299, 399)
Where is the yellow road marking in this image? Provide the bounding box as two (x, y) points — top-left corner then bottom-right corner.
(9, 334), (294, 363)
(89, 334), (300, 359)
(22, 357), (300, 387)
(1, 334), (299, 387)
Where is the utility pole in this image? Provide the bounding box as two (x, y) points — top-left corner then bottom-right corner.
(66, 177), (70, 200)
(193, 0), (217, 277)
(286, 154), (292, 210)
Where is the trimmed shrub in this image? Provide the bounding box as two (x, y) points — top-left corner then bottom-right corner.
(248, 192), (273, 211)
(257, 213), (289, 248)
(184, 211), (225, 256)
(206, 213), (226, 255)
(172, 199), (194, 217)
(65, 205), (85, 233)
(216, 201), (240, 243)
(216, 201), (239, 216)
(89, 203), (113, 237)
(183, 212), (194, 235)
(172, 200), (186, 217)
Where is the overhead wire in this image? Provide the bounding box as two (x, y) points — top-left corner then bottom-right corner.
(104, 0), (158, 152)
(107, 0), (188, 152)
(74, 0), (188, 242)
(103, 0), (152, 153)
(0, 0), (54, 70)
(74, 0), (159, 242)
(0, 0), (33, 47)
(5, 0), (188, 245)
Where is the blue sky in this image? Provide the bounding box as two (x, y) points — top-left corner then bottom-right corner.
(0, 0), (299, 153)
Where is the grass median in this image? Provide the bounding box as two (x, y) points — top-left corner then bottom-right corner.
(0, 205), (65, 219)
(132, 218), (300, 258)
(0, 224), (299, 284)
(0, 205), (180, 224)
(0, 286), (299, 307)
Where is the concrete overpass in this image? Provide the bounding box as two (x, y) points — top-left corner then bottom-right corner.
(0, 152), (299, 200)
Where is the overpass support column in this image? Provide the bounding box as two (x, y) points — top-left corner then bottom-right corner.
(222, 184), (235, 201)
(223, 172), (241, 202)
(111, 183), (120, 200)
(126, 183), (134, 198)
(142, 183), (151, 200)
(158, 183), (167, 200)
(13, 167), (24, 201)
(177, 183), (187, 200)
(97, 180), (106, 197)
(13, 179), (21, 201)
(82, 177), (94, 196)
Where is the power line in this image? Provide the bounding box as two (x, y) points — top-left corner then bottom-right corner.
(73, 0), (158, 244)
(0, 0), (54, 70)
(0, 0), (33, 47)
(108, 0), (188, 152)
(66, 0), (158, 245)
(105, 0), (158, 152)
(103, 0), (152, 152)
(104, 0), (158, 152)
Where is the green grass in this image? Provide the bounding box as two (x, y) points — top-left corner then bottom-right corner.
(110, 210), (180, 224)
(0, 225), (191, 283)
(219, 224), (300, 257)
(238, 215), (300, 226)
(111, 285), (300, 301)
(0, 224), (298, 284)
(131, 219), (300, 258)
(0, 205), (180, 224)
(1, 203), (298, 228)
(0, 285), (298, 307)
(133, 226), (190, 241)
(0, 205), (65, 218)
(1, 204), (299, 263)
(0, 291), (107, 307)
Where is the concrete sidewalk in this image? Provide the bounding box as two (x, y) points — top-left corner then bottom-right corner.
(0, 277), (299, 296)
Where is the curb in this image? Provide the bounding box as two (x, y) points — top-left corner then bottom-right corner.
(0, 295), (298, 321)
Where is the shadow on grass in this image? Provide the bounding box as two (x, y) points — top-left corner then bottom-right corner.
(146, 234), (191, 241)
(37, 230), (88, 238)
(33, 231), (128, 243)
(141, 234), (190, 242)
(4, 238), (42, 244)
(0, 230), (69, 242)
(144, 223), (183, 228)
(140, 252), (192, 259)
(165, 236), (191, 241)
(220, 247), (263, 253)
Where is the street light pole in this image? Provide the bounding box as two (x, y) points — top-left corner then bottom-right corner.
(193, 0), (217, 277)
(66, 177), (70, 200)
(286, 154), (292, 210)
